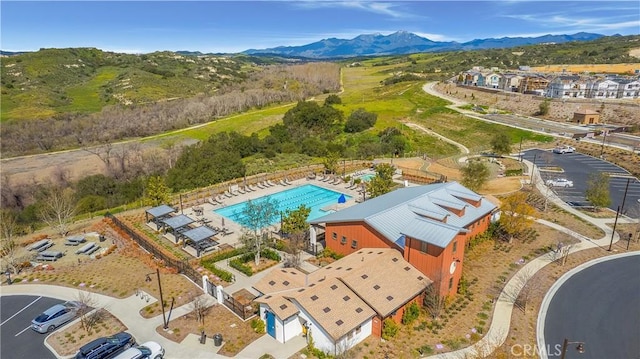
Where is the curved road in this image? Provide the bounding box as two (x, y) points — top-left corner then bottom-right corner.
(541, 254), (640, 359)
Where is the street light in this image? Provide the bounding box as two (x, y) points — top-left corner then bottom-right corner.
(560, 338), (585, 359)
(4, 269), (12, 285)
(145, 268), (168, 329)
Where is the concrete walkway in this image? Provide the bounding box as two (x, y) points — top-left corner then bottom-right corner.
(427, 157), (634, 358)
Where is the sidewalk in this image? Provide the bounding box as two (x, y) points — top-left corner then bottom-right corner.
(427, 156), (630, 358)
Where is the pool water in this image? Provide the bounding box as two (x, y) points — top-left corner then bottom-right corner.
(360, 173), (375, 182)
(213, 184), (351, 227)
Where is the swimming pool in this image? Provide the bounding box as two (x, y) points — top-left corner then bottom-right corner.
(359, 173), (375, 182)
(214, 184), (351, 227)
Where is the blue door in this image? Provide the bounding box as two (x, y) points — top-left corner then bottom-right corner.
(266, 311), (276, 338)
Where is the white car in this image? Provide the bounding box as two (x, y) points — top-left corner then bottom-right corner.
(113, 341), (164, 359)
(546, 178), (574, 188)
(552, 146), (575, 154)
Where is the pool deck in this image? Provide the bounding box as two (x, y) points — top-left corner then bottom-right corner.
(175, 172), (374, 256)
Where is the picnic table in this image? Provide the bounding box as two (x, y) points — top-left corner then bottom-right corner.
(36, 251), (64, 261)
(65, 235), (86, 246)
(76, 242), (96, 255)
(29, 239), (53, 252)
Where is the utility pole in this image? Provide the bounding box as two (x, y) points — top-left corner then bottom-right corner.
(518, 137), (523, 162)
(600, 130), (607, 158)
(530, 153), (538, 186)
(620, 178), (631, 214)
(608, 206), (621, 251)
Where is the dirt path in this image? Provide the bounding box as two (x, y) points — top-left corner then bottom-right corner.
(404, 121), (470, 154)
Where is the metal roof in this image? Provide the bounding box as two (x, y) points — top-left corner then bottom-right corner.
(146, 205), (176, 218)
(162, 215), (194, 230)
(182, 226), (217, 243)
(310, 182), (496, 248)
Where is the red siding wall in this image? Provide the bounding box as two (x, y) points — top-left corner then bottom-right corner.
(324, 222), (397, 256)
(323, 213), (492, 298)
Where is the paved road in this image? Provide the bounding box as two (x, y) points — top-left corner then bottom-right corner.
(522, 149), (640, 213)
(543, 255), (640, 359)
(0, 295), (60, 359)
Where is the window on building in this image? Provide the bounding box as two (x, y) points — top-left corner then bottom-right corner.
(341, 236), (347, 244)
(332, 232), (337, 240)
(449, 277), (454, 290)
(355, 325), (362, 334)
(420, 241), (428, 253)
(452, 241), (457, 253)
(351, 240), (358, 249)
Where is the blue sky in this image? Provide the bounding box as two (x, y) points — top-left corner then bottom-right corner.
(1, 1), (638, 53)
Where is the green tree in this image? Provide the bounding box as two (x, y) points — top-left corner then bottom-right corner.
(585, 172), (611, 211)
(281, 205), (311, 268)
(538, 99), (550, 116)
(366, 163), (396, 198)
(490, 133), (511, 156)
(498, 192), (536, 243)
(344, 108), (377, 133)
(323, 152), (340, 175)
(324, 94), (342, 105)
(460, 160), (490, 191)
(145, 176), (171, 206)
(236, 197), (280, 265)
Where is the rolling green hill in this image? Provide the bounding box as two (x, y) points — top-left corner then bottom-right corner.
(0, 48), (266, 121)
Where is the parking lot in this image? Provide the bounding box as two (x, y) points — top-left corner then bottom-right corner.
(522, 149), (640, 214)
(1, 295), (60, 359)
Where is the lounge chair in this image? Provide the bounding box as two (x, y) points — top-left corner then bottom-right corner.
(279, 179), (287, 186)
(249, 184), (258, 191)
(207, 197), (217, 206)
(284, 178), (292, 185)
(237, 187), (246, 194)
(224, 191), (233, 198)
(323, 176), (332, 182)
(256, 182), (265, 189)
(244, 186), (253, 192)
(267, 180), (276, 187)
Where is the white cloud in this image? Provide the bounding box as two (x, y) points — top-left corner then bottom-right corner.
(292, 1), (418, 19)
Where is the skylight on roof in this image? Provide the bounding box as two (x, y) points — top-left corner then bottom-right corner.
(323, 307), (331, 313)
(355, 307), (363, 313)
(373, 285), (380, 290)
(330, 284), (338, 290)
(386, 295), (394, 301)
(269, 280), (276, 286)
(404, 266), (411, 271)
(361, 274), (368, 279)
(336, 319), (344, 326)
(392, 258), (398, 262)
(311, 295), (318, 301)
(280, 304), (288, 310)
(283, 281), (290, 286)
(343, 295), (351, 301)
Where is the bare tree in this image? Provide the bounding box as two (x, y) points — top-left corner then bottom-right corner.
(38, 186), (77, 237)
(423, 284), (446, 320)
(0, 210), (22, 274)
(76, 291), (102, 334)
(189, 293), (212, 325)
(502, 266), (537, 312)
(555, 241), (575, 266)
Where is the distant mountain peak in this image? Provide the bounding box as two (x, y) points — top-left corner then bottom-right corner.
(242, 31), (605, 59)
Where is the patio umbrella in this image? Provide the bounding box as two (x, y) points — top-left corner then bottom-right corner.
(338, 194), (346, 204)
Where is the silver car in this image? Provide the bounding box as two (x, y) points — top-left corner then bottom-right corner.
(31, 301), (83, 333)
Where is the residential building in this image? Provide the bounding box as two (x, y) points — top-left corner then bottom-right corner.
(573, 109), (600, 125)
(518, 75), (549, 94)
(485, 73), (502, 89)
(617, 79), (640, 99)
(498, 74), (523, 92)
(309, 182), (496, 296)
(589, 79), (620, 99)
(546, 75), (587, 98)
(253, 249), (431, 355)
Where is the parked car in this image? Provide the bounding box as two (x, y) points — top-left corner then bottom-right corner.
(113, 341), (164, 359)
(31, 301), (83, 333)
(553, 145), (575, 154)
(546, 178), (574, 187)
(75, 332), (136, 359)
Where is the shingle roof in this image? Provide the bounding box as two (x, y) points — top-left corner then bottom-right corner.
(288, 277), (375, 341)
(253, 268), (307, 295)
(309, 182), (496, 249)
(255, 294), (300, 320)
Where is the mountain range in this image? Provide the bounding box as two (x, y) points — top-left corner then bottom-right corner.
(241, 31), (607, 59)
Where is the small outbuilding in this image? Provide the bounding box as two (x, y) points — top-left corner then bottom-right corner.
(573, 109), (600, 125)
(180, 226), (219, 256)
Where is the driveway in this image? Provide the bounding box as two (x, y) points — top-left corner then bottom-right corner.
(542, 254), (640, 359)
(522, 149), (640, 212)
(0, 295), (59, 359)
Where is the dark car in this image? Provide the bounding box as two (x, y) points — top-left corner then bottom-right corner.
(75, 332), (135, 359)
